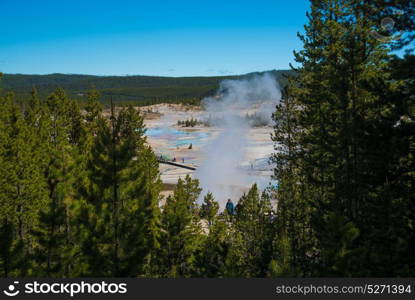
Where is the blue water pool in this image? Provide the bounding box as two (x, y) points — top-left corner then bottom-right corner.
(146, 127), (187, 137)
(146, 127), (210, 147)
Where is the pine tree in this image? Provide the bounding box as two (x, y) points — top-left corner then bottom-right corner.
(74, 103), (161, 277)
(267, 234), (294, 277)
(0, 92), (47, 276)
(160, 175), (203, 277)
(122, 144), (163, 277)
(31, 88), (75, 277)
(225, 184), (274, 277)
(272, 0), (415, 276)
(84, 88), (103, 136)
(195, 193), (228, 277)
(195, 215), (230, 277)
(200, 191), (219, 227)
(317, 212), (361, 276)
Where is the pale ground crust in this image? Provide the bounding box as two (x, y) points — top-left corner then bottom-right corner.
(134, 104), (275, 202)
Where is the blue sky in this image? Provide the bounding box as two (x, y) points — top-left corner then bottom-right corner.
(0, 0), (309, 76)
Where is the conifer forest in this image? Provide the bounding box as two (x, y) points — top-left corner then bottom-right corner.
(0, 0), (414, 277)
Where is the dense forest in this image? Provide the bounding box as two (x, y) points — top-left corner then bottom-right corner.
(0, 70), (293, 106)
(0, 0), (414, 277)
(272, 0), (414, 276)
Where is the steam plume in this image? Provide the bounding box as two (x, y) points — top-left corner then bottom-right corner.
(195, 72), (281, 206)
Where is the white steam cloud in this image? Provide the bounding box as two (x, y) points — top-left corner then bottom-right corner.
(195, 72), (281, 207)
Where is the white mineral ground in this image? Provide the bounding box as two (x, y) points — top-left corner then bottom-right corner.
(139, 104), (275, 204)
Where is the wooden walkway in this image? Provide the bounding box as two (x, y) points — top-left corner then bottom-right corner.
(157, 159), (196, 170)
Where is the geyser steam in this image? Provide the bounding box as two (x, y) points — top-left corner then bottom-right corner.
(195, 73), (281, 206)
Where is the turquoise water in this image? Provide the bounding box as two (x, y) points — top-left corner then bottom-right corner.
(146, 127), (210, 147)
(146, 127), (187, 137)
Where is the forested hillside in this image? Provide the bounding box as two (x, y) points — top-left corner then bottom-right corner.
(0, 70), (293, 106)
(0, 0), (414, 278)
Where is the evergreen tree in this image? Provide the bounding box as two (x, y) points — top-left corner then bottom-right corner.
(225, 184), (274, 277)
(195, 215), (230, 277)
(74, 103), (161, 276)
(0, 92), (47, 276)
(267, 234), (294, 277)
(84, 88), (103, 136)
(272, 0), (415, 276)
(200, 191), (219, 227)
(31, 88), (75, 277)
(122, 144), (163, 277)
(160, 175), (203, 277)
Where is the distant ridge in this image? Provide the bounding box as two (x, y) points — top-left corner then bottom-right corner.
(0, 70), (294, 106)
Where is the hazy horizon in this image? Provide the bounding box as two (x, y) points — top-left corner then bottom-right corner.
(0, 0), (308, 77)
(2, 68), (291, 78)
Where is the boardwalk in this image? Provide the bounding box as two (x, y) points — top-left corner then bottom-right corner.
(157, 159), (196, 171)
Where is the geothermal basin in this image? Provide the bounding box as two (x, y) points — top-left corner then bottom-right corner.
(142, 103), (275, 206)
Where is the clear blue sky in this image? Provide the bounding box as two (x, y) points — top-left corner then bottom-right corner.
(0, 0), (309, 76)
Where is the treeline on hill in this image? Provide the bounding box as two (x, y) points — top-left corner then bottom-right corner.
(0, 70), (293, 107)
(177, 117), (204, 127)
(0, 84), (280, 277)
(271, 0), (414, 276)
